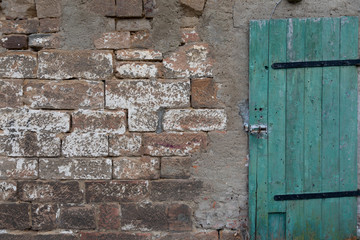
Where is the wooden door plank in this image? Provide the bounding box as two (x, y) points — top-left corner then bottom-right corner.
(268, 213), (286, 240)
(268, 19), (287, 214)
(249, 20), (269, 240)
(285, 18), (306, 240)
(321, 17), (340, 240)
(303, 17), (322, 239)
(339, 16), (358, 239)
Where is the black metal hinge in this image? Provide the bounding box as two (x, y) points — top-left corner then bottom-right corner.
(274, 190), (360, 201)
(272, 59), (360, 69)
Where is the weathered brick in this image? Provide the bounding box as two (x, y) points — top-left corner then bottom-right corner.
(0, 158), (38, 179)
(167, 204), (192, 231)
(161, 157), (191, 179)
(1, 0), (36, 19)
(143, 132), (207, 156)
(38, 50), (113, 80)
(0, 181), (17, 201)
(116, 19), (151, 31)
(80, 232), (152, 240)
(159, 231), (218, 240)
(85, 181), (148, 203)
(116, 49), (162, 61)
(18, 181), (83, 203)
(39, 158), (112, 180)
(0, 79), (23, 108)
(31, 203), (58, 230)
(0, 132), (61, 157)
(121, 203), (168, 231)
(130, 30), (152, 48)
(35, 0), (62, 18)
(180, 0), (206, 12)
(128, 106), (158, 131)
(0, 234), (78, 240)
(39, 18), (60, 33)
(113, 156), (160, 180)
(87, 0), (116, 16)
(191, 78), (221, 108)
(72, 110), (126, 134)
(150, 180), (203, 201)
(0, 203), (30, 230)
(24, 80), (104, 110)
(116, 0), (143, 17)
(163, 109), (227, 131)
(0, 52), (37, 78)
(0, 19), (39, 34)
(60, 205), (96, 230)
(115, 62), (162, 79)
(98, 203), (121, 230)
(144, 0), (157, 18)
(106, 80), (190, 109)
(0, 108), (70, 133)
(94, 32), (130, 49)
(62, 133), (108, 157)
(109, 133), (143, 156)
(1, 35), (28, 50)
(181, 28), (201, 44)
(29, 34), (61, 49)
(163, 43), (214, 78)
(220, 230), (244, 240)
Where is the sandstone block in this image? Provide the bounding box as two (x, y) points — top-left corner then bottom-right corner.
(159, 231), (218, 240)
(0, 79), (23, 108)
(94, 32), (130, 49)
(31, 203), (58, 230)
(98, 203), (121, 230)
(0, 181), (17, 201)
(115, 62), (162, 79)
(150, 180), (203, 201)
(39, 18), (60, 33)
(116, 19), (151, 31)
(191, 78), (220, 108)
(24, 80), (104, 110)
(0, 52), (37, 78)
(38, 50), (113, 80)
(109, 133), (143, 156)
(87, 0), (116, 16)
(35, 0), (61, 18)
(0, 19), (39, 34)
(113, 156), (160, 180)
(79, 232), (152, 240)
(130, 30), (152, 48)
(1, 35), (28, 49)
(116, 49), (162, 61)
(0, 234), (78, 240)
(116, 0), (143, 17)
(1, 0), (36, 19)
(128, 107), (158, 132)
(62, 133), (108, 157)
(29, 33), (61, 49)
(39, 158), (112, 180)
(180, 0), (206, 12)
(0, 203), (30, 230)
(161, 157), (191, 179)
(60, 205), (96, 230)
(167, 204), (192, 231)
(0, 158), (38, 179)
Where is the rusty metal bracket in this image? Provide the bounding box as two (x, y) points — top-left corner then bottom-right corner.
(274, 190), (360, 201)
(244, 123), (267, 135)
(272, 59), (360, 69)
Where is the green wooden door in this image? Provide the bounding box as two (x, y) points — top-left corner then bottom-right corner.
(249, 16), (358, 240)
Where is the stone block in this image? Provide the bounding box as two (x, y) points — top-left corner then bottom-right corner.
(1, 35), (28, 49)
(150, 180), (203, 201)
(0, 203), (30, 230)
(0, 79), (23, 108)
(1, 0), (36, 19)
(115, 49), (162, 61)
(0, 181), (17, 201)
(60, 205), (96, 230)
(191, 78), (220, 108)
(31, 203), (58, 230)
(94, 32), (130, 49)
(98, 203), (121, 230)
(0, 51), (37, 78)
(109, 133), (143, 156)
(161, 157), (191, 179)
(116, 0), (143, 17)
(115, 62), (162, 79)
(113, 156), (160, 180)
(39, 18), (60, 33)
(0, 158), (38, 179)
(35, 0), (61, 18)
(62, 133), (108, 157)
(29, 33), (61, 49)
(0, 19), (39, 34)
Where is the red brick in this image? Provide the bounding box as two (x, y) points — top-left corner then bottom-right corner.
(31, 203), (58, 230)
(0, 19), (39, 34)
(113, 156), (160, 180)
(94, 32), (130, 49)
(98, 203), (121, 230)
(130, 30), (152, 48)
(1, 35), (28, 49)
(0, 52), (37, 78)
(72, 110), (126, 134)
(181, 28), (201, 44)
(150, 180), (203, 201)
(18, 181), (83, 203)
(115, 62), (163, 79)
(85, 181), (148, 203)
(0, 203), (30, 230)
(161, 157), (191, 179)
(121, 203), (168, 231)
(0, 181), (17, 201)
(143, 132), (207, 156)
(167, 204), (192, 231)
(116, 0), (143, 17)
(38, 50), (113, 80)
(80, 232), (152, 240)
(180, 0), (206, 12)
(29, 33), (61, 49)
(62, 133), (108, 157)
(24, 80), (104, 110)
(0, 158), (38, 179)
(163, 43), (214, 78)
(60, 205), (96, 230)
(191, 78), (221, 108)
(0, 79), (23, 108)
(115, 49), (162, 61)
(144, 0), (157, 18)
(159, 231), (218, 240)
(0, 132), (61, 157)
(35, 0), (62, 18)
(163, 109), (227, 131)
(39, 18), (60, 33)
(109, 133), (143, 156)
(1, 0), (36, 19)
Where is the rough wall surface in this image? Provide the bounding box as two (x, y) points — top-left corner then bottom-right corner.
(1, 0), (360, 239)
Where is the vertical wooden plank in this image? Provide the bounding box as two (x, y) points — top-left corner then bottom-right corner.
(267, 19), (287, 216)
(339, 16), (358, 239)
(321, 17), (340, 240)
(249, 20), (269, 240)
(268, 213), (286, 240)
(303, 17), (322, 239)
(285, 18), (306, 240)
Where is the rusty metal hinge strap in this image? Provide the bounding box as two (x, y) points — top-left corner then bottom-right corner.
(274, 189), (360, 201)
(272, 59), (360, 69)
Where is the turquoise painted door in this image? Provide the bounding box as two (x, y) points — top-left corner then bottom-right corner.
(249, 17), (358, 240)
